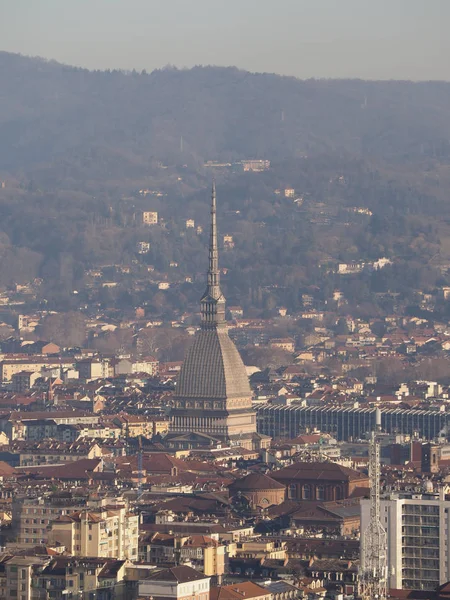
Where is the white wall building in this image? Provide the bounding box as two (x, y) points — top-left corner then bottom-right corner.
(361, 490), (450, 591)
(138, 565), (210, 600)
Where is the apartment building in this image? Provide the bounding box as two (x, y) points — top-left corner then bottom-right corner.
(7, 413), (100, 441)
(37, 556), (129, 600)
(11, 371), (40, 393)
(76, 359), (112, 381)
(17, 441), (102, 467)
(11, 494), (129, 549)
(139, 534), (227, 584)
(0, 358), (75, 382)
(0, 555), (50, 600)
(112, 414), (168, 438)
(114, 357), (159, 377)
(47, 504), (138, 561)
(361, 489), (450, 591)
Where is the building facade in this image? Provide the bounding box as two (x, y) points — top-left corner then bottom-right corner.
(47, 505), (139, 560)
(257, 404), (449, 441)
(272, 461), (369, 502)
(169, 185), (258, 450)
(138, 565), (210, 600)
(361, 490), (450, 591)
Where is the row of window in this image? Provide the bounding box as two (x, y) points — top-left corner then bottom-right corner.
(287, 483), (340, 501)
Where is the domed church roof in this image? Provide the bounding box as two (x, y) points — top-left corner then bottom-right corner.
(175, 328), (251, 400)
(175, 182), (251, 402)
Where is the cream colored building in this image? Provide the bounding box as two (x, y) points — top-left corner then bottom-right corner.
(0, 358), (75, 382)
(234, 539), (286, 560)
(18, 441), (102, 466)
(12, 494), (131, 550)
(180, 536), (227, 583)
(0, 556), (50, 600)
(48, 504), (138, 560)
(38, 556), (128, 600)
(143, 211), (158, 225)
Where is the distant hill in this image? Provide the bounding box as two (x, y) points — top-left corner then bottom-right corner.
(1, 52), (450, 316)
(1, 51), (450, 178)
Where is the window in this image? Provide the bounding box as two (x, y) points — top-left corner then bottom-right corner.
(288, 484), (297, 499)
(303, 484), (311, 500)
(316, 485), (325, 501)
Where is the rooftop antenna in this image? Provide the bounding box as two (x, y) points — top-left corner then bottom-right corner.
(137, 435), (143, 498)
(359, 423), (387, 600)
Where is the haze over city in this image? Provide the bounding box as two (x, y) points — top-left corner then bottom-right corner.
(2, 3), (450, 600)
(1, 0), (449, 80)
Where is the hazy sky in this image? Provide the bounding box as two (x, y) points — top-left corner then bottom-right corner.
(1, 0), (449, 80)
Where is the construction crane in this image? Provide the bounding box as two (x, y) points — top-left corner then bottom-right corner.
(359, 428), (387, 600)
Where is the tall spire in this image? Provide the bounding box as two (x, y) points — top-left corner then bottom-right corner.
(200, 182), (226, 328)
(208, 181), (220, 296)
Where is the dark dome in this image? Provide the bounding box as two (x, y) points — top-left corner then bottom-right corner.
(229, 472), (286, 492)
(175, 329), (251, 400)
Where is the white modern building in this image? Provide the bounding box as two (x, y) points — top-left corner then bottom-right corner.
(361, 489), (450, 591)
(139, 565), (210, 600)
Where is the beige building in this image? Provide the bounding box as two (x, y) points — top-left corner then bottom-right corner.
(112, 414), (168, 438)
(270, 338), (295, 352)
(140, 533), (227, 584)
(48, 504), (138, 560)
(234, 539), (286, 560)
(11, 371), (40, 392)
(76, 358), (112, 381)
(180, 535), (227, 583)
(0, 555), (50, 600)
(241, 159), (270, 172)
(0, 358), (75, 382)
(223, 235), (234, 249)
(115, 357), (159, 377)
(142, 211), (158, 225)
(18, 441), (102, 466)
(11, 494), (130, 549)
(38, 556), (129, 600)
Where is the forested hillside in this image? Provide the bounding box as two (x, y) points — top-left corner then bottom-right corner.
(2, 51), (450, 177)
(1, 51), (450, 318)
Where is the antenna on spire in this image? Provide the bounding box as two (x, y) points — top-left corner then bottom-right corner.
(200, 182), (226, 328)
(207, 180), (219, 290)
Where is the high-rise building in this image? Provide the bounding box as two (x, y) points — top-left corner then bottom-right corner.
(361, 489), (450, 591)
(169, 184), (264, 451)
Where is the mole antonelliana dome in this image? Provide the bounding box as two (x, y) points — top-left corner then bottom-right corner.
(169, 183), (257, 447)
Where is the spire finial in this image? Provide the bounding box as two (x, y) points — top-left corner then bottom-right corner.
(209, 180), (218, 282)
(200, 182), (226, 328)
